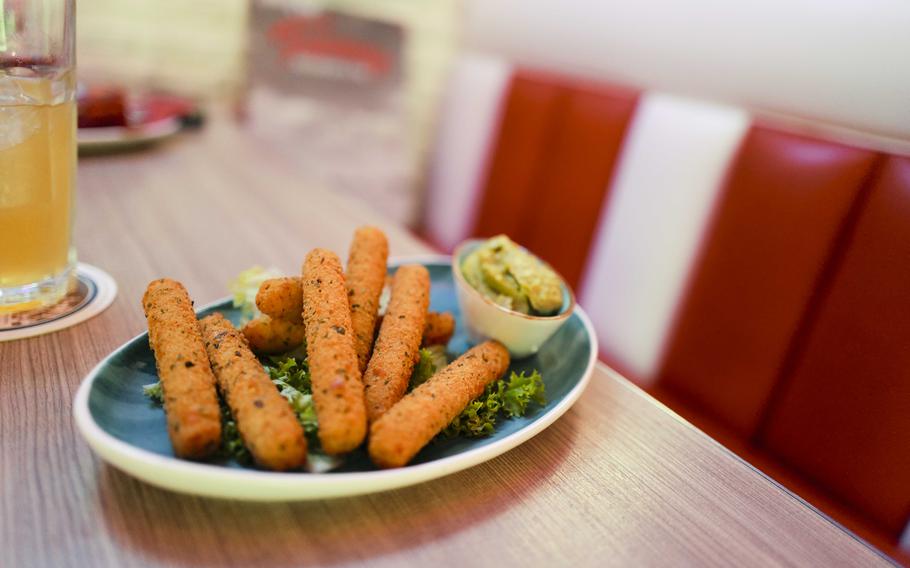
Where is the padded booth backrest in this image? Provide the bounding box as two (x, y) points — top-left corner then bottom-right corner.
(471, 71), (636, 289)
(658, 129), (880, 436)
(422, 0), (910, 546)
(760, 156), (910, 539)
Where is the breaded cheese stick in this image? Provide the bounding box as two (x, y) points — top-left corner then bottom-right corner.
(363, 265), (430, 422)
(368, 340), (510, 468)
(246, 309), (453, 356)
(200, 313), (307, 471)
(142, 278), (221, 459)
(255, 277), (303, 324)
(375, 311), (457, 347)
(242, 315), (305, 355)
(346, 226), (389, 372)
(302, 249), (367, 454)
(422, 311), (455, 347)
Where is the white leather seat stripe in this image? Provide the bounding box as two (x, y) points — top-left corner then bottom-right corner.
(579, 93), (749, 384)
(424, 53), (512, 251)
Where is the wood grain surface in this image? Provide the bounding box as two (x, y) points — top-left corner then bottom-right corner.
(0, 119), (895, 567)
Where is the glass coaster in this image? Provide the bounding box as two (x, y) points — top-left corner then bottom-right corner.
(0, 263), (117, 342)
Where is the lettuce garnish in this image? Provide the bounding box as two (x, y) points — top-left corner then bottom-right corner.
(265, 355), (318, 439)
(439, 370), (546, 439)
(219, 404), (252, 464)
(500, 369), (547, 418)
(142, 381), (163, 404)
(228, 266), (282, 323)
(409, 345), (447, 389)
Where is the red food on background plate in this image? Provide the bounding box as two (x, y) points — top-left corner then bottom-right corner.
(77, 86), (128, 128)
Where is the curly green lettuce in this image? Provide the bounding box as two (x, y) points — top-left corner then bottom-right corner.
(218, 403), (252, 465)
(441, 396), (500, 438)
(409, 345), (448, 389)
(440, 370), (546, 439)
(403, 348), (547, 439)
(265, 355), (318, 438)
(142, 381), (164, 404)
(500, 369), (547, 418)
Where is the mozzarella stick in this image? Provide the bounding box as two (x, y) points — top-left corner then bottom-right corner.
(368, 341), (510, 468)
(422, 311), (456, 347)
(375, 311), (456, 347)
(142, 279), (221, 459)
(200, 313), (307, 471)
(245, 309), (453, 356)
(242, 315), (305, 355)
(346, 226), (389, 372)
(363, 265), (430, 422)
(255, 277), (302, 324)
(302, 249), (367, 454)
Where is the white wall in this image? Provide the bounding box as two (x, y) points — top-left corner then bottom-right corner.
(464, 0), (910, 141)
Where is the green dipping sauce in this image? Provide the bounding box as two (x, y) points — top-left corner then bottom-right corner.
(461, 235), (564, 316)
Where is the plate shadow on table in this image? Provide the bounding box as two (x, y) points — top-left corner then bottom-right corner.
(94, 415), (580, 567)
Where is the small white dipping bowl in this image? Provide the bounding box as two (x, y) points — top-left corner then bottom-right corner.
(452, 239), (576, 358)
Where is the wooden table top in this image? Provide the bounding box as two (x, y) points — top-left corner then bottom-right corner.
(0, 121), (894, 567)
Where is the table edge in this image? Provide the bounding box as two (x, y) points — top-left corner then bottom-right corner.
(592, 361), (899, 566)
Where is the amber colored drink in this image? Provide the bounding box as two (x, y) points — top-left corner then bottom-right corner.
(0, 71), (77, 311)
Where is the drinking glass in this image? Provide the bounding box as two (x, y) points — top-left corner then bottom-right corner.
(0, 0), (76, 312)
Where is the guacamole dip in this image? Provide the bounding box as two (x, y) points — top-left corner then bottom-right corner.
(461, 235), (564, 316)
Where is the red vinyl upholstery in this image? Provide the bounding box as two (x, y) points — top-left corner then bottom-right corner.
(438, 64), (910, 553)
(471, 73), (562, 242)
(657, 127), (880, 437)
(472, 71), (637, 288)
(759, 156), (910, 539)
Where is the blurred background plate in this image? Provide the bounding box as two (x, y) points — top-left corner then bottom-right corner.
(78, 115), (182, 154)
(77, 90), (196, 154)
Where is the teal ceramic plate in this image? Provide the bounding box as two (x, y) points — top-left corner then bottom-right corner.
(73, 256), (597, 500)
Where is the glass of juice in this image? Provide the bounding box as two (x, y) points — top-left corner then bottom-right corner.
(0, 0), (76, 312)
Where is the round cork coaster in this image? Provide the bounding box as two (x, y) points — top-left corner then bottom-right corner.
(0, 263), (117, 342)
